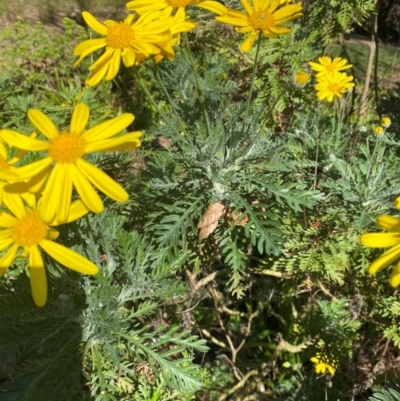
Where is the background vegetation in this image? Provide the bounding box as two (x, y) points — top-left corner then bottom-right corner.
(1, 0), (400, 400)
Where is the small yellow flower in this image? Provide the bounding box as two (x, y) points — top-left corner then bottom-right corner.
(310, 353), (336, 375)
(74, 11), (174, 86)
(0, 196), (97, 307)
(360, 214), (400, 286)
(0, 103), (142, 223)
(315, 71), (354, 102)
(215, 0), (303, 52)
(309, 56), (352, 78)
(374, 126), (384, 137)
(381, 116), (391, 128)
(292, 71), (310, 88)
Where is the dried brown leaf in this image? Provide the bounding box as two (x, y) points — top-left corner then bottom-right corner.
(198, 202), (225, 241)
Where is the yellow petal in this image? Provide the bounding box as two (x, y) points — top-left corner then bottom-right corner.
(240, 31), (258, 52)
(88, 47), (114, 71)
(239, 0), (253, 14)
(85, 53), (112, 87)
(73, 38), (107, 66)
(14, 158), (52, 180)
(0, 129), (49, 151)
(70, 103), (89, 135)
(84, 132), (142, 152)
(0, 243), (19, 268)
(40, 239), (99, 275)
(83, 113), (134, 142)
(48, 228), (59, 240)
(28, 109), (59, 139)
(55, 164), (73, 223)
(67, 200), (90, 223)
(3, 192), (26, 220)
(76, 158), (128, 202)
(40, 165), (63, 223)
(122, 48), (136, 67)
(327, 365), (335, 375)
(50, 200), (89, 226)
(30, 267), (47, 307)
(360, 233), (400, 248)
(105, 49), (121, 81)
(395, 197), (400, 209)
(82, 11), (108, 36)
(376, 215), (400, 231)
(0, 237), (14, 252)
(0, 213), (17, 228)
(0, 268), (7, 278)
(70, 164), (104, 213)
(198, 0), (228, 15)
(368, 243), (400, 274)
(24, 165), (50, 194)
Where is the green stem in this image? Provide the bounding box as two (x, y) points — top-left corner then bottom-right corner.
(365, 136), (382, 187)
(182, 33), (211, 138)
(153, 62), (187, 136)
(241, 32), (262, 136)
(133, 68), (189, 144)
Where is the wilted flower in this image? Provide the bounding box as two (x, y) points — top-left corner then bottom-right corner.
(381, 116), (391, 128)
(374, 126), (384, 137)
(292, 71), (310, 88)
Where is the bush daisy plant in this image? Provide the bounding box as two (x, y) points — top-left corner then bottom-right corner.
(4, 0), (400, 400)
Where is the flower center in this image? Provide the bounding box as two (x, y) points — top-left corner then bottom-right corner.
(166, 0), (192, 7)
(0, 157), (9, 170)
(12, 211), (48, 247)
(326, 64), (336, 72)
(106, 23), (135, 49)
(248, 10), (275, 31)
(48, 132), (86, 164)
(328, 83), (341, 93)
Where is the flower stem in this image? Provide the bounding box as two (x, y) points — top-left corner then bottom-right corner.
(153, 62), (187, 136)
(182, 33), (211, 138)
(241, 32), (262, 136)
(133, 68), (189, 145)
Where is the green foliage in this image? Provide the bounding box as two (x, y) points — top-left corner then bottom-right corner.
(3, 0), (400, 400)
(369, 381), (400, 401)
(306, 0), (376, 44)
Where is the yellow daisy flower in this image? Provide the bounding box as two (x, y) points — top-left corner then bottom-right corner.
(310, 353), (336, 375)
(374, 126), (384, 137)
(360, 214), (400, 287)
(309, 56), (352, 78)
(292, 71), (310, 88)
(126, 0), (227, 18)
(0, 196), (97, 307)
(315, 71), (355, 102)
(73, 11), (174, 86)
(0, 103), (142, 223)
(215, 0), (303, 52)
(381, 116), (391, 128)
